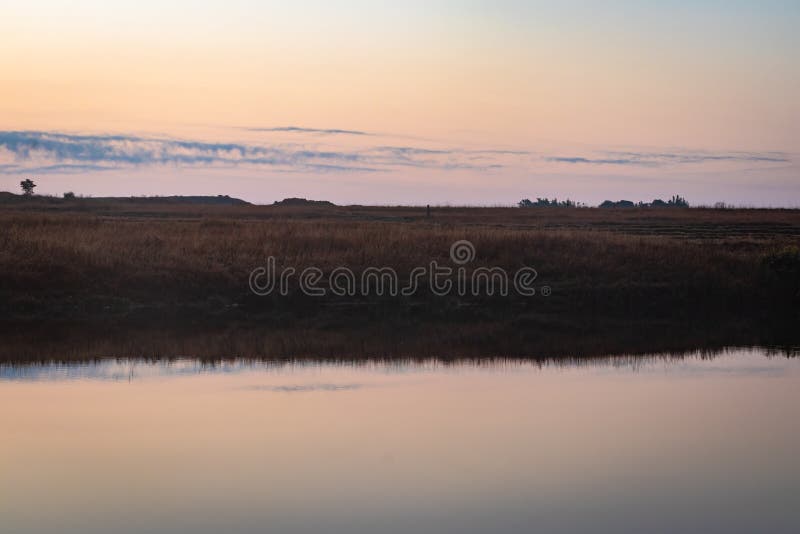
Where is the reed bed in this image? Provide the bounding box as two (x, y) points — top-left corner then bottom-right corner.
(1, 203), (798, 319)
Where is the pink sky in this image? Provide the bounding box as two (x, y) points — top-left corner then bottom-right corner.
(1, 1), (798, 205)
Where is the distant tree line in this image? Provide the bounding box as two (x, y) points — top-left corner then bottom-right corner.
(519, 195), (689, 208)
(600, 195), (689, 208)
(518, 198), (585, 208)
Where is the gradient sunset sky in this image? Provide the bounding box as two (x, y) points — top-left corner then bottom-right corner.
(1, 1), (798, 205)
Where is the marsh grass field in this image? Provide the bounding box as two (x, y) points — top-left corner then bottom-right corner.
(1, 197), (799, 326)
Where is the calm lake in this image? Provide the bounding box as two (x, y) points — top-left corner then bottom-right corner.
(1, 348), (799, 534)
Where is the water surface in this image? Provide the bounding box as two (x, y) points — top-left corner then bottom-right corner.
(1, 348), (798, 533)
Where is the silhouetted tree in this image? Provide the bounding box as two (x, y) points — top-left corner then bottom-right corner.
(20, 179), (36, 196)
(668, 195), (689, 207)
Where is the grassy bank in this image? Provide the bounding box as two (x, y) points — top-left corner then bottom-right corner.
(1, 201), (798, 320)
(1, 308), (798, 362)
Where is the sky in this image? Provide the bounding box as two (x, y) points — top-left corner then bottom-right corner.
(1, 0), (798, 206)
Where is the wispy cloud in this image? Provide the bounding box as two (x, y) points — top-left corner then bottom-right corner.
(10, 164), (121, 174)
(609, 151), (789, 164)
(241, 383), (364, 393)
(244, 126), (370, 136)
(1, 130), (788, 178)
(0, 130), (513, 175)
(374, 146), (453, 155)
(547, 150), (790, 167)
(547, 157), (639, 165)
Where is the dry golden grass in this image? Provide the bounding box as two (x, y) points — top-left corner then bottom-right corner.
(0, 201), (798, 318)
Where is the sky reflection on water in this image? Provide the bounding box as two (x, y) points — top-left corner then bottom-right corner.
(1, 348), (798, 534)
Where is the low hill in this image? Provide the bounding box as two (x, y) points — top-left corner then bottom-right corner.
(0, 193), (250, 206)
(90, 195), (251, 206)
